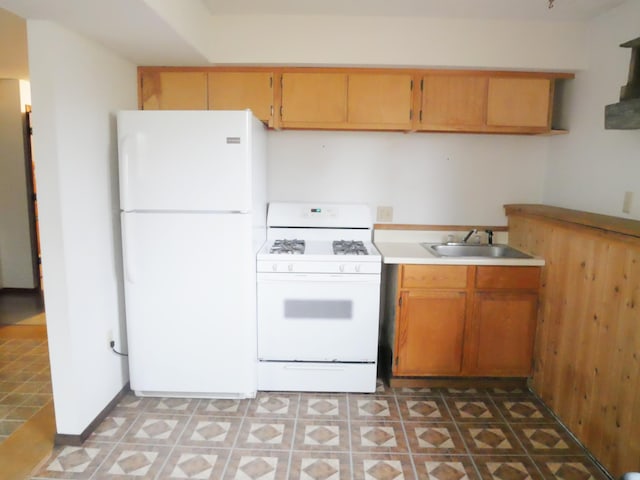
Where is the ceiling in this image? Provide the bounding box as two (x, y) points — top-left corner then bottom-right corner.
(201, 0), (628, 21)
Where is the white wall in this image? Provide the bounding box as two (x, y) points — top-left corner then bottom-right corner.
(0, 78), (34, 288)
(27, 20), (137, 435)
(268, 130), (548, 226)
(544, 0), (640, 219)
(208, 15), (587, 71)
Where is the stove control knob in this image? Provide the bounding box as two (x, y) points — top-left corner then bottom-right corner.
(272, 264), (278, 272)
(288, 264), (294, 272)
(355, 264), (361, 273)
(339, 264), (345, 272)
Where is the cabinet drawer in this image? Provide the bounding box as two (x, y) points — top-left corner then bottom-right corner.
(401, 265), (468, 289)
(475, 266), (540, 290)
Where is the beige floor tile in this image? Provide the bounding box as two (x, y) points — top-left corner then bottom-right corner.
(458, 424), (526, 455)
(412, 454), (480, 480)
(223, 449), (290, 480)
(235, 418), (296, 451)
(404, 421), (467, 455)
(122, 412), (191, 446)
(349, 395), (402, 422)
(298, 393), (349, 420)
(293, 419), (350, 451)
(351, 420), (409, 454)
(196, 397), (251, 417)
(158, 446), (230, 479)
(289, 451), (351, 480)
(179, 415), (242, 448)
(247, 392), (300, 419)
(352, 452), (416, 480)
(473, 454), (543, 480)
(94, 443), (172, 478)
(396, 396), (451, 422)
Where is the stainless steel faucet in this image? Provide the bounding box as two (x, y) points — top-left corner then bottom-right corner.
(463, 229), (477, 243)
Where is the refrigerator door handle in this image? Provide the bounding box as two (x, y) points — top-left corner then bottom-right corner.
(119, 133), (137, 210)
(121, 214), (136, 284)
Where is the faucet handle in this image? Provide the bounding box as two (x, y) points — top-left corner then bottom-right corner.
(485, 229), (494, 245)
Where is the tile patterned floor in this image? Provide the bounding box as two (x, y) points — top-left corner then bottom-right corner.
(0, 336), (53, 442)
(30, 383), (613, 480)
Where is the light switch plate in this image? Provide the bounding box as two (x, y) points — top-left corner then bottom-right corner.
(377, 206), (393, 222)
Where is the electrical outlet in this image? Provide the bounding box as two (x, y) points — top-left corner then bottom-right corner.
(377, 206), (393, 222)
(623, 191), (633, 214)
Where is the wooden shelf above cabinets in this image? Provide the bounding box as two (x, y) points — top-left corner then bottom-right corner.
(137, 66), (574, 135)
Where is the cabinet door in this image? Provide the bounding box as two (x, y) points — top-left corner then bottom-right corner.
(419, 75), (487, 130)
(280, 73), (347, 127)
(486, 77), (552, 128)
(140, 71), (207, 110)
(466, 292), (538, 376)
(208, 72), (273, 125)
(394, 290), (466, 376)
(347, 73), (413, 129)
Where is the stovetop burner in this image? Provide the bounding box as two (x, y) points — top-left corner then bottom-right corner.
(333, 240), (368, 255)
(270, 239), (305, 254)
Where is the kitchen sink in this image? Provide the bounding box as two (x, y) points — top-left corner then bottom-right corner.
(422, 243), (533, 259)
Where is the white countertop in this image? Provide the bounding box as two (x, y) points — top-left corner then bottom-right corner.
(373, 229), (545, 266)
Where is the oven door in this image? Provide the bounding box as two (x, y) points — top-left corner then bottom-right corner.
(257, 273), (380, 362)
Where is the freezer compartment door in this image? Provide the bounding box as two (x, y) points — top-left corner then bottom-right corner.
(121, 211), (257, 396)
(118, 110), (257, 212)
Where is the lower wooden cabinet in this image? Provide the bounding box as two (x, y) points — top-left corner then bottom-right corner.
(466, 291), (538, 375)
(395, 290), (466, 375)
(391, 264), (540, 378)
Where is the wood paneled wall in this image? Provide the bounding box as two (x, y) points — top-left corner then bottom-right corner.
(505, 204), (640, 477)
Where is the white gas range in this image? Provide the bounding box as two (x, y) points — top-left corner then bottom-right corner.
(256, 202), (382, 393)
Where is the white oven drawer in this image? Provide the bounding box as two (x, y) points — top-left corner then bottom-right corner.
(257, 275), (380, 362)
(258, 361), (377, 393)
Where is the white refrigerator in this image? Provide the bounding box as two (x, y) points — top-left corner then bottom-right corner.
(117, 110), (266, 398)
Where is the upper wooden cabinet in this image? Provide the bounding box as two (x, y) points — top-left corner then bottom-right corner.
(419, 74), (487, 130)
(208, 72), (274, 126)
(140, 71), (207, 110)
(279, 71), (413, 130)
(347, 73), (413, 129)
(280, 73), (348, 127)
(137, 67), (572, 134)
(418, 73), (555, 133)
(486, 77), (552, 129)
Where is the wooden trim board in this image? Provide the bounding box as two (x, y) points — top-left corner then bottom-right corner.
(505, 203), (640, 238)
(374, 224), (508, 231)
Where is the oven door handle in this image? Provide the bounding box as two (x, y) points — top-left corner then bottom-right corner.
(284, 365), (346, 371)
